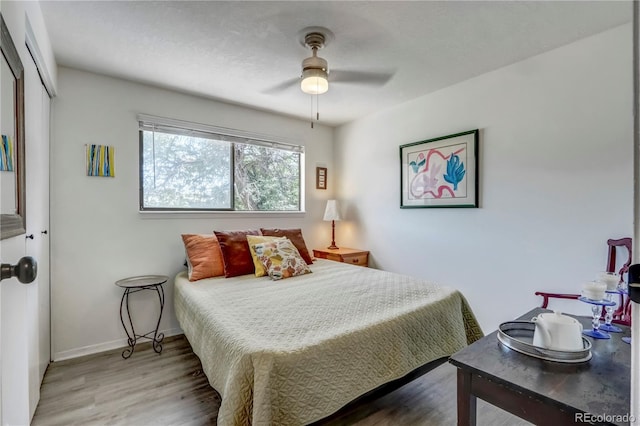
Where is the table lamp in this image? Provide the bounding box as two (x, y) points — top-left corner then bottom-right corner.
(323, 200), (341, 250)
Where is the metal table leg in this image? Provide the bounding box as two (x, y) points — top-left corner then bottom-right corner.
(119, 288), (135, 359)
(151, 284), (165, 354)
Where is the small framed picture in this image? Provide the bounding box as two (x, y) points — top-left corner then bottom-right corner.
(316, 167), (327, 190)
(86, 144), (115, 177)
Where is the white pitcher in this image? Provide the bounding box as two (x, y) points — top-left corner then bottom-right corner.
(532, 311), (583, 351)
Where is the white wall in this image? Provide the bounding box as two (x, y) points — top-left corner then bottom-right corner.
(0, 1), (57, 424)
(334, 24), (633, 333)
(50, 68), (335, 360)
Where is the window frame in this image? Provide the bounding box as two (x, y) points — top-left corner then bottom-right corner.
(138, 114), (305, 213)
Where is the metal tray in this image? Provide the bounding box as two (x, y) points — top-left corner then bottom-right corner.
(497, 321), (592, 363)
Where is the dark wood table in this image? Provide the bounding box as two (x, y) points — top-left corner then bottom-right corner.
(449, 307), (631, 425)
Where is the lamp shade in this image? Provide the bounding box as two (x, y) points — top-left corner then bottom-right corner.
(301, 69), (329, 95)
(323, 200), (341, 221)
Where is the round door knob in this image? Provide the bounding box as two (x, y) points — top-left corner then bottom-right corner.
(0, 256), (37, 284)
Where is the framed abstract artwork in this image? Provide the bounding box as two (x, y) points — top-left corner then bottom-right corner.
(86, 144), (115, 177)
(400, 129), (478, 208)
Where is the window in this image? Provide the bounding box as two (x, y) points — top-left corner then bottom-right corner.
(139, 115), (303, 212)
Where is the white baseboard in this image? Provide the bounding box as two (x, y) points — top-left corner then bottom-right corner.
(52, 327), (183, 361)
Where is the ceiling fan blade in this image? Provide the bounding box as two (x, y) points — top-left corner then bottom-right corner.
(330, 70), (394, 86)
(262, 77), (300, 94)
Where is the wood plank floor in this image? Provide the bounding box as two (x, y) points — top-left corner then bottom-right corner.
(32, 335), (530, 426)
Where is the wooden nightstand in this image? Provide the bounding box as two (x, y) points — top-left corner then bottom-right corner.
(313, 248), (369, 267)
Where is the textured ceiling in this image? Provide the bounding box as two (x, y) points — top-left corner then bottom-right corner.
(39, 1), (632, 127)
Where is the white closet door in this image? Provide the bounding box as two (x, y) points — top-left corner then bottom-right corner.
(38, 85), (50, 384)
(23, 62), (51, 422)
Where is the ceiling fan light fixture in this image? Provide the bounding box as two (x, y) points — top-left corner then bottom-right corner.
(301, 68), (329, 95)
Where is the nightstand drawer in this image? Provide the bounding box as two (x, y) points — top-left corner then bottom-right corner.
(321, 252), (344, 262)
(341, 253), (368, 267)
(313, 248), (369, 267)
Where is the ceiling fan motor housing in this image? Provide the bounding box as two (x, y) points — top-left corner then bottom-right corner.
(302, 55), (328, 72)
(302, 32), (329, 72)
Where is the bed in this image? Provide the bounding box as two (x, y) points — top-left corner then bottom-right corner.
(174, 258), (482, 425)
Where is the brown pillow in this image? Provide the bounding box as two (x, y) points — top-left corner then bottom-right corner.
(181, 234), (225, 281)
(214, 230), (261, 277)
(260, 228), (313, 265)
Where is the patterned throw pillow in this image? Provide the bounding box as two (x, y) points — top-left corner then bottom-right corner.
(253, 239), (312, 281)
(246, 235), (287, 277)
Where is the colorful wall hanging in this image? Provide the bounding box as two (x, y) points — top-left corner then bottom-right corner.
(86, 144), (115, 177)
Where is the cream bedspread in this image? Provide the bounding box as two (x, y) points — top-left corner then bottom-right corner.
(174, 259), (482, 426)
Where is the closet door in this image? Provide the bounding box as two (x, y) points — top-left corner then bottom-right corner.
(38, 86), (50, 383)
(23, 65), (51, 421)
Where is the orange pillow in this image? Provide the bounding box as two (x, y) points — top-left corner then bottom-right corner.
(214, 230), (261, 277)
(181, 234), (225, 281)
(260, 228), (313, 265)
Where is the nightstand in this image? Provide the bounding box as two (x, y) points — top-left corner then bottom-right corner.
(313, 248), (369, 267)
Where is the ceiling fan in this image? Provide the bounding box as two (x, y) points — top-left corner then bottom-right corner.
(264, 27), (394, 95)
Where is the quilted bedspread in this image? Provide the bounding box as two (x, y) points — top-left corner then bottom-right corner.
(174, 259), (482, 426)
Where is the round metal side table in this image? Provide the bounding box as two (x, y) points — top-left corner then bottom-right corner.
(115, 274), (168, 359)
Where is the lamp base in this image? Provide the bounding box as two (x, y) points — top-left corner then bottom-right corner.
(327, 219), (339, 250)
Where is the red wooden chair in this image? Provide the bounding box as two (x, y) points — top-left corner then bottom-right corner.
(535, 237), (632, 326)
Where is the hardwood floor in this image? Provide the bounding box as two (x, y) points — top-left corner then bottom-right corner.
(32, 335), (530, 426)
